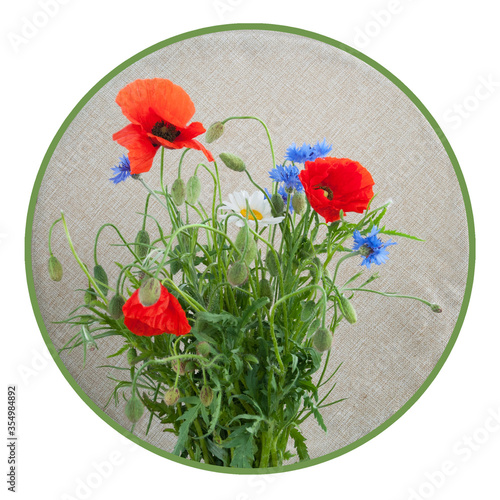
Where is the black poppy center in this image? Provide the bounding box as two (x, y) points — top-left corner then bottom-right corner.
(314, 184), (334, 201)
(152, 121), (181, 142)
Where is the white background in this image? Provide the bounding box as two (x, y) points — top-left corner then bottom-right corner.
(2, 1), (499, 499)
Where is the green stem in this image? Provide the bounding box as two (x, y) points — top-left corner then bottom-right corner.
(178, 148), (190, 178)
(343, 287), (437, 309)
(131, 353), (221, 394)
(259, 421), (275, 468)
(60, 212), (107, 301)
(244, 170), (273, 206)
(332, 252), (360, 285)
(222, 116), (276, 172)
(48, 217), (62, 256)
(142, 193), (151, 231)
(269, 285), (327, 374)
(93, 223), (141, 266)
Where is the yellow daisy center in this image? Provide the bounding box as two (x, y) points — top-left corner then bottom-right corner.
(240, 208), (263, 221)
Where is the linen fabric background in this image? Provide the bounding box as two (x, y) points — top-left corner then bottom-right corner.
(30, 30), (469, 465)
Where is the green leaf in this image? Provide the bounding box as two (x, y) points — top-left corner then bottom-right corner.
(304, 397), (327, 432)
(196, 311), (238, 327)
(222, 425), (258, 468)
(177, 396), (200, 405)
(238, 297), (269, 330)
(243, 354), (259, 366)
(380, 229), (424, 242)
(173, 403), (201, 456)
(343, 271), (364, 288)
(206, 438), (229, 464)
(290, 427), (310, 461)
(358, 272), (379, 289)
(106, 345), (129, 359)
(369, 206), (387, 227)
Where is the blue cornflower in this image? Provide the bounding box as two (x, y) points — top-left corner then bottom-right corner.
(284, 143), (311, 163)
(312, 138), (333, 159)
(269, 165), (304, 192)
(264, 187), (294, 213)
(269, 164), (303, 192)
(109, 155), (131, 184)
(352, 226), (397, 269)
(284, 139), (333, 164)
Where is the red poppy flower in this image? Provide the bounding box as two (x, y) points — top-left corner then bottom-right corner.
(122, 285), (191, 337)
(113, 78), (213, 174)
(299, 157), (375, 223)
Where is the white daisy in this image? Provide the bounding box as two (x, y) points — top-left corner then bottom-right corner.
(219, 190), (285, 228)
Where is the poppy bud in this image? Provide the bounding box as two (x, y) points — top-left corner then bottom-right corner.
(265, 249), (281, 277)
(292, 192), (307, 215)
(205, 121), (224, 143)
(127, 348), (137, 367)
(196, 341), (210, 358)
(108, 294), (125, 319)
(430, 304), (443, 313)
(313, 327), (333, 352)
(338, 294), (357, 324)
(134, 229), (150, 260)
(228, 261), (248, 286)
(171, 360), (186, 376)
(93, 265), (109, 297)
(213, 431), (222, 446)
(270, 193), (285, 217)
(219, 152), (246, 172)
(138, 278), (161, 307)
(48, 256), (63, 281)
(184, 361), (196, 373)
(171, 178), (186, 206)
(84, 287), (94, 306)
(186, 175), (202, 204)
(234, 227), (257, 265)
(200, 386), (214, 407)
(164, 387), (181, 406)
(125, 394), (144, 423)
(259, 278), (273, 306)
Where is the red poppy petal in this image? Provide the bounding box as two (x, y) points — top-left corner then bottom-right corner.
(116, 79), (195, 131)
(176, 122), (206, 141)
(113, 124), (159, 174)
(180, 139), (214, 163)
(164, 294), (191, 336)
(122, 286), (190, 337)
(124, 317), (164, 337)
(300, 157), (374, 222)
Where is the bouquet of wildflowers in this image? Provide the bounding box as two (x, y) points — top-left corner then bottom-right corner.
(48, 78), (441, 468)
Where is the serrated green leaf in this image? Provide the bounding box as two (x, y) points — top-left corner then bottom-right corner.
(173, 403), (201, 456)
(222, 425), (258, 468)
(197, 311), (238, 327)
(290, 427), (310, 461)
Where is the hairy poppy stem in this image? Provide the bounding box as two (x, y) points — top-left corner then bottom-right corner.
(343, 287), (439, 310)
(60, 212), (108, 302)
(221, 116), (276, 175)
(48, 217), (62, 256)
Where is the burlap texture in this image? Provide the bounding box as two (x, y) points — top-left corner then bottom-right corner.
(30, 30), (468, 465)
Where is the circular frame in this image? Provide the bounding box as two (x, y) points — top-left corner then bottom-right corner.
(25, 23), (475, 474)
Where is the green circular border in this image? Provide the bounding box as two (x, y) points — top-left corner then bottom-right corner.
(25, 23), (475, 475)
